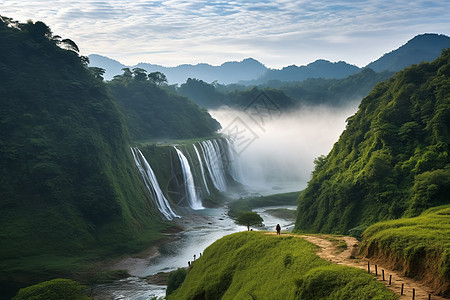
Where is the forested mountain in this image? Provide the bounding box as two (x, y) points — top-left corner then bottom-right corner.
(366, 34), (450, 72)
(242, 59), (361, 85)
(295, 49), (450, 234)
(89, 54), (268, 84)
(177, 78), (298, 110)
(267, 68), (394, 106)
(0, 17), (169, 296)
(176, 69), (393, 109)
(107, 70), (220, 141)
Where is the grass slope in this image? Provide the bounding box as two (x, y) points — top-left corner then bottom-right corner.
(360, 205), (450, 296)
(169, 232), (396, 300)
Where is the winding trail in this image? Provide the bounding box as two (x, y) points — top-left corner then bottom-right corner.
(267, 233), (448, 300)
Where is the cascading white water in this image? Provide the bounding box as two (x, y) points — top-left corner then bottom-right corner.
(174, 146), (204, 210)
(131, 147), (179, 220)
(199, 140), (227, 192)
(223, 137), (243, 182)
(193, 144), (210, 195)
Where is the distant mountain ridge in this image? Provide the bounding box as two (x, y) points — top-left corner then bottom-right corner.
(89, 33), (450, 85)
(366, 33), (450, 72)
(88, 55), (268, 84)
(242, 59), (361, 85)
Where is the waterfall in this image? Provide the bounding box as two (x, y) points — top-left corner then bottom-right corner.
(193, 144), (210, 195)
(131, 147), (179, 220)
(174, 146), (204, 210)
(224, 137), (243, 182)
(200, 140), (227, 192)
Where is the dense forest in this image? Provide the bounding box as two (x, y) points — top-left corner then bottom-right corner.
(107, 69), (220, 141)
(295, 49), (450, 234)
(0, 17), (195, 296)
(176, 69), (394, 109)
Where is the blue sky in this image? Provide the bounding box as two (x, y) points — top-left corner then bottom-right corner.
(2, 0), (450, 68)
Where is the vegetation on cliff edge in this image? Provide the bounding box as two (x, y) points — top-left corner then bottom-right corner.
(295, 49), (450, 234)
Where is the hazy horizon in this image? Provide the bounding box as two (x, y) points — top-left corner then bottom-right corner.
(2, 1), (450, 69)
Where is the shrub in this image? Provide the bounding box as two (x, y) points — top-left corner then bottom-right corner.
(166, 268), (188, 296)
(12, 279), (90, 300)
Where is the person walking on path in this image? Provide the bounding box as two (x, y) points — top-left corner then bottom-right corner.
(276, 224), (281, 235)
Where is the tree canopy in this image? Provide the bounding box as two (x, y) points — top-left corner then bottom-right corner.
(107, 69), (221, 141)
(236, 212), (264, 231)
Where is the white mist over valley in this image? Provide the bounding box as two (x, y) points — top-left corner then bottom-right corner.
(210, 103), (359, 193)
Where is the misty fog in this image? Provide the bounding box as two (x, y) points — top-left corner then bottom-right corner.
(210, 103), (359, 193)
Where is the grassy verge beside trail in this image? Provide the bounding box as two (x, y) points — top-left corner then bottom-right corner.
(360, 205), (450, 297)
(228, 191), (300, 218)
(169, 231), (397, 300)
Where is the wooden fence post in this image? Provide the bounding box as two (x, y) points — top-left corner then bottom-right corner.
(367, 261), (370, 273)
(382, 269), (385, 281)
(413, 288), (415, 300)
(389, 274), (392, 285)
(375, 264), (378, 276)
(401, 283), (404, 295)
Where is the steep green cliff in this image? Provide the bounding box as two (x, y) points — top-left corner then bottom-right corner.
(0, 18), (168, 295)
(295, 49), (450, 234)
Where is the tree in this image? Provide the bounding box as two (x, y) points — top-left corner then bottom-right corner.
(89, 67), (106, 81)
(148, 71), (167, 85)
(132, 67), (147, 81)
(61, 38), (80, 53)
(121, 67), (133, 79)
(236, 212), (263, 231)
(21, 20), (53, 40)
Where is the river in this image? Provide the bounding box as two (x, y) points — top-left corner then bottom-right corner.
(93, 104), (355, 299)
(94, 192), (298, 299)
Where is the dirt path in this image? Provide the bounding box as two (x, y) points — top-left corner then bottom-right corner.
(267, 233), (448, 300)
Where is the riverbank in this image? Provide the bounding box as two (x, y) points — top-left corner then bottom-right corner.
(227, 190), (300, 218)
(104, 225), (184, 275)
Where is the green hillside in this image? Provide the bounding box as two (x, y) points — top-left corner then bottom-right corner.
(0, 17), (169, 296)
(168, 232), (396, 299)
(295, 49), (450, 234)
(108, 73), (221, 141)
(360, 205), (450, 296)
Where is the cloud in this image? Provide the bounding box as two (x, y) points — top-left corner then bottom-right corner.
(1, 0), (449, 68)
